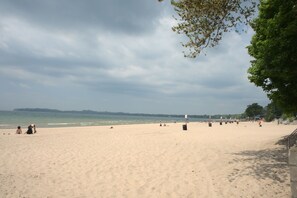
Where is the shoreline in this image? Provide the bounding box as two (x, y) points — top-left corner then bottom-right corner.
(0, 110), (248, 130)
(3, 120), (294, 136)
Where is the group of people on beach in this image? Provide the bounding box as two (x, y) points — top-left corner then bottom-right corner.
(16, 124), (37, 134)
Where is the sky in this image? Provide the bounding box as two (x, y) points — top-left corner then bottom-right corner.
(0, 0), (269, 115)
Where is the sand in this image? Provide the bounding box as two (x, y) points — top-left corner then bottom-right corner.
(0, 122), (296, 198)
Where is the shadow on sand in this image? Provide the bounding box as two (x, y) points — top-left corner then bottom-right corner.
(276, 128), (297, 149)
(228, 146), (289, 183)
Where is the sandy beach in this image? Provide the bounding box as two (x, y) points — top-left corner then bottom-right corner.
(0, 122), (296, 198)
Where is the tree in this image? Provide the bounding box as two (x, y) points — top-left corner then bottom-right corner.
(247, 0), (297, 114)
(245, 103), (264, 119)
(159, 0), (258, 57)
(157, 0), (296, 114)
(264, 102), (283, 122)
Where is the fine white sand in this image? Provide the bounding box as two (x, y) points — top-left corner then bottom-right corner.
(0, 122), (296, 198)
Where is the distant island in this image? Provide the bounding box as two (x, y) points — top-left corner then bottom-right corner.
(13, 108), (241, 120)
(13, 108), (184, 118)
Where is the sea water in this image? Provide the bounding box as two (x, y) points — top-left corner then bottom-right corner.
(0, 111), (192, 129)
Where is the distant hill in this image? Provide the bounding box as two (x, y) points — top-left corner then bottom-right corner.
(13, 108), (183, 118)
(14, 108), (61, 113)
(13, 108), (241, 119)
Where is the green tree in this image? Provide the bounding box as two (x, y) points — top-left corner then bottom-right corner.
(158, 0), (296, 114)
(247, 0), (297, 114)
(264, 102), (283, 122)
(159, 0), (258, 57)
(245, 103), (264, 119)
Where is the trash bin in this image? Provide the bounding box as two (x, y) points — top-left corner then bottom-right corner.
(220, 122), (222, 125)
(208, 122), (212, 127)
(182, 124), (187, 131)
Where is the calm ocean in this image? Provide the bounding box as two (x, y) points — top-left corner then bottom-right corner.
(0, 111), (196, 129)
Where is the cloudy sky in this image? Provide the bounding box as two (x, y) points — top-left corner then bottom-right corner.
(0, 0), (269, 115)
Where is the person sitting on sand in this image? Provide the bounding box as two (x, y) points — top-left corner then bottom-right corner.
(26, 125), (33, 134)
(16, 126), (22, 134)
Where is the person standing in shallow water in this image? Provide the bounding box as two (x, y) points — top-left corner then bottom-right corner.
(16, 126), (22, 134)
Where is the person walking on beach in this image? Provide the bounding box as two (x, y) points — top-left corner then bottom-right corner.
(258, 119), (262, 127)
(16, 126), (22, 134)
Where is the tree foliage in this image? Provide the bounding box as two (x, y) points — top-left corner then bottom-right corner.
(159, 0), (257, 58)
(157, 0), (296, 114)
(245, 103), (264, 118)
(247, 0), (297, 114)
(264, 102), (283, 121)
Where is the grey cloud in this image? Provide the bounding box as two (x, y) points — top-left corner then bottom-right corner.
(0, 1), (269, 114)
(0, 0), (164, 34)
